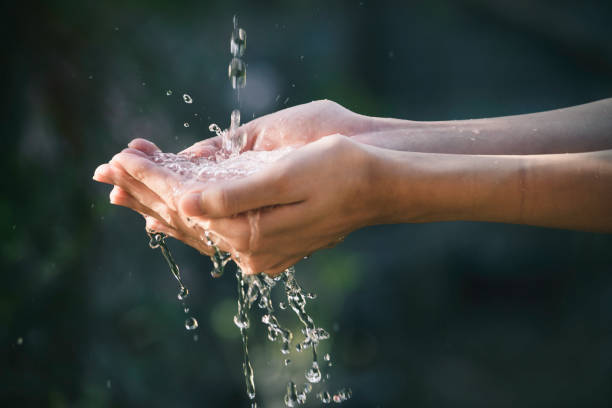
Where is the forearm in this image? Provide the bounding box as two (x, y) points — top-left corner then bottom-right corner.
(370, 148), (612, 232)
(354, 98), (612, 155)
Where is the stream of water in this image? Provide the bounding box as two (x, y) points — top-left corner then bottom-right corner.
(145, 16), (351, 406)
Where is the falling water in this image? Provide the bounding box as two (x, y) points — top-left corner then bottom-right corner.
(143, 16), (351, 407)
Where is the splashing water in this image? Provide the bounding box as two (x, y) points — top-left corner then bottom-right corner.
(142, 16), (351, 407)
(147, 231), (199, 336)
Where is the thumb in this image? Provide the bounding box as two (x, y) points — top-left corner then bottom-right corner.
(180, 170), (300, 218)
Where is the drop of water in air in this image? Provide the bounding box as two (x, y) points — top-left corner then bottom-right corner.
(228, 57), (247, 89)
(178, 286), (189, 300)
(318, 391), (331, 403)
(284, 381), (298, 407)
(166, 90), (173, 96)
(305, 361), (322, 383)
(185, 317), (199, 330)
(184, 122), (190, 128)
(183, 94), (193, 103)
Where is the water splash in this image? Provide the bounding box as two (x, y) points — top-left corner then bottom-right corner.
(141, 16), (351, 407)
(147, 231), (199, 335)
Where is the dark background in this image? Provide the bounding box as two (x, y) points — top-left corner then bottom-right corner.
(2, 0), (612, 407)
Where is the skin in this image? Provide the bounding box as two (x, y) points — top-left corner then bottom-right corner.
(93, 99), (612, 275)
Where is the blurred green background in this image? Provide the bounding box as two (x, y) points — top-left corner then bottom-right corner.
(2, 0), (612, 407)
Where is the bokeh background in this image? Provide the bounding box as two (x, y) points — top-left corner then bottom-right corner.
(2, 0), (612, 407)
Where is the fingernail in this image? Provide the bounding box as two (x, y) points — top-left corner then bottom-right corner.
(181, 192), (205, 216)
(93, 164), (108, 181)
(109, 186), (119, 203)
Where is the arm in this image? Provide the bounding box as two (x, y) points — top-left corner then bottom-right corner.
(371, 148), (612, 232)
(176, 137), (612, 275)
(355, 98), (612, 155)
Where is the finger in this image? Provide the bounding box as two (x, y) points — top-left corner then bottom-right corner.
(180, 167), (303, 218)
(204, 214), (251, 249)
(109, 186), (169, 225)
(145, 216), (182, 240)
(261, 256), (303, 277)
(105, 162), (176, 225)
(111, 150), (183, 207)
(179, 136), (221, 158)
(128, 138), (161, 155)
(93, 163), (113, 184)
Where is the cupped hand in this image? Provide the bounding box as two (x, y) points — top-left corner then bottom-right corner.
(93, 100), (384, 272)
(181, 99), (377, 157)
(93, 139), (232, 256)
(179, 135), (382, 276)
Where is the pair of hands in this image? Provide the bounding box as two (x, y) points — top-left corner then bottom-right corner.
(93, 100), (388, 276)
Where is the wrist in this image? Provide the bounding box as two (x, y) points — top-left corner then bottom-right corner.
(365, 148), (525, 226)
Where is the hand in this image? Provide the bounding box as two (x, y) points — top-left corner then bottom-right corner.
(181, 99), (377, 157)
(179, 135), (382, 275)
(93, 100), (380, 261)
(93, 140), (228, 257)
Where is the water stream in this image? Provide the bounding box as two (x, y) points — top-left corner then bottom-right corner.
(145, 16), (351, 406)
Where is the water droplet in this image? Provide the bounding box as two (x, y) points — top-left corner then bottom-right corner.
(295, 343), (302, 352)
(88, 75), (93, 80)
(185, 317), (199, 330)
(284, 381), (298, 407)
(183, 94), (193, 103)
(305, 361), (322, 383)
(299, 55), (304, 61)
(231, 27), (247, 57)
(16, 337), (23, 345)
(251, 403), (257, 408)
(166, 90), (173, 96)
(193, 334), (199, 342)
(318, 391), (331, 403)
(141, 82), (146, 86)
(184, 122), (190, 128)
(291, 83), (295, 88)
(178, 287), (189, 300)
(324, 353), (330, 361)
(279, 301), (286, 310)
(303, 383), (312, 393)
(283, 97), (290, 105)
(228, 57), (247, 89)
(106, 379), (112, 389)
(284, 358), (291, 366)
(306, 292), (317, 299)
(184, 307), (190, 313)
(114, 27), (119, 31)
